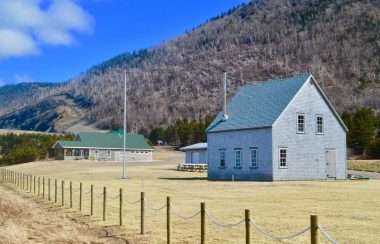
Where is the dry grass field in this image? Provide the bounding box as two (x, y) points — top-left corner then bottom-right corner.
(348, 160), (380, 173)
(0, 183), (129, 243)
(2, 152), (380, 243)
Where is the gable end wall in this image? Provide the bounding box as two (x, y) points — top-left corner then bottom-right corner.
(272, 79), (346, 180)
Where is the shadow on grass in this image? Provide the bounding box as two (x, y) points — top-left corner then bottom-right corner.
(159, 177), (207, 181)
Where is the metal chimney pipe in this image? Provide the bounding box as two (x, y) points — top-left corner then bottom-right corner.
(222, 72), (228, 121)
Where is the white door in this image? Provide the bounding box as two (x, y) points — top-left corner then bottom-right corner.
(191, 152), (200, 164)
(326, 149), (336, 178)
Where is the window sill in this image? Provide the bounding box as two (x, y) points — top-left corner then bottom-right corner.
(219, 166), (226, 169)
(297, 132), (305, 134)
(316, 133), (324, 135)
(249, 166), (258, 169)
(279, 167), (288, 169)
(234, 166), (242, 169)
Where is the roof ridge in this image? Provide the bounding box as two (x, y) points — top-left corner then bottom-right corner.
(242, 74), (311, 89)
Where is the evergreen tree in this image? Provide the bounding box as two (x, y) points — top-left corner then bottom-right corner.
(349, 108), (378, 155)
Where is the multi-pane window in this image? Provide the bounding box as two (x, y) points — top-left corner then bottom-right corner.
(250, 148), (258, 168)
(107, 150), (111, 158)
(316, 115), (323, 134)
(235, 149), (242, 167)
(279, 148), (287, 168)
(219, 149), (226, 167)
(297, 114), (305, 133)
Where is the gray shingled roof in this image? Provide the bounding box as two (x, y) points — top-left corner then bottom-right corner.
(207, 74), (311, 133)
(180, 143), (207, 151)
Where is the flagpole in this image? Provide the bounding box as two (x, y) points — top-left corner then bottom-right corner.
(122, 71), (127, 179)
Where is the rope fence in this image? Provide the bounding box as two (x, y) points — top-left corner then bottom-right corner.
(1, 169), (339, 243)
(170, 204), (201, 221)
(124, 196), (141, 205)
(205, 210), (245, 228)
(318, 226), (338, 244)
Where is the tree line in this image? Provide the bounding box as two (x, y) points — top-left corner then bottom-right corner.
(145, 109), (380, 159)
(0, 133), (74, 165)
(341, 108), (380, 159)
(145, 116), (215, 147)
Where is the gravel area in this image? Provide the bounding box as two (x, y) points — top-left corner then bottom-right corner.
(348, 170), (380, 180)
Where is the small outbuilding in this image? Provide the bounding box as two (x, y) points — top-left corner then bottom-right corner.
(180, 143), (208, 164)
(52, 132), (153, 162)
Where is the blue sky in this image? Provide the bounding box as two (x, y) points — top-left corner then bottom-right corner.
(0, 0), (248, 85)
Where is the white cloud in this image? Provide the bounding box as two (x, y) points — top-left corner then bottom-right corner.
(14, 73), (34, 83)
(0, 77), (5, 87)
(0, 0), (94, 59)
(0, 29), (39, 57)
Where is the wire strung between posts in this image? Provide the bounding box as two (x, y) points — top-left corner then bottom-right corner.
(250, 220), (310, 240)
(107, 193), (119, 200)
(318, 226), (338, 244)
(205, 210), (245, 228)
(124, 196), (141, 204)
(144, 198), (167, 211)
(95, 192), (103, 197)
(83, 189), (91, 195)
(73, 187), (81, 192)
(170, 205), (201, 221)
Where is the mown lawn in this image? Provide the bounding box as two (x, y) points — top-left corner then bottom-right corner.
(348, 160), (380, 173)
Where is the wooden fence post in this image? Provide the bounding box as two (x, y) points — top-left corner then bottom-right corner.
(141, 192), (145, 235)
(90, 185), (94, 216)
(48, 178), (51, 201)
(167, 196), (171, 244)
(70, 182), (73, 208)
(119, 188), (123, 226)
(311, 215), (319, 244)
(245, 209), (251, 244)
(201, 202), (207, 244)
(42, 177), (45, 199)
(30, 175), (32, 193)
(26, 174), (29, 191)
(61, 180), (65, 206)
(79, 182), (83, 211)
(103, 187), (107, 221)
(22, 174), (24, 189)
(38, 177), (40, 197)
(54, 179), (57, 203)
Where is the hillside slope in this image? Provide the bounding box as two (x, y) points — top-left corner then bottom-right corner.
(0, 94), (87, 132)
(0, 0), (379, 132)
(0, 83), (64, 116)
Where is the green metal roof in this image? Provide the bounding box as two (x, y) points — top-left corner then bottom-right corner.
(55, 132), (152, 150)
(207, 74), (310, 133)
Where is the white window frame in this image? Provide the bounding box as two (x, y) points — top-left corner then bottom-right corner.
(219, 149), (226, 167)
(250, 148), (258, 168)
(279, 148), (288, 169)
(297, 113), (305, 134)
(316, 115), (324, 135)
(234, 148), (242, 168)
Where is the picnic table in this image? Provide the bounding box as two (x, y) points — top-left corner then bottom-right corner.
(177, 163), (208, 172)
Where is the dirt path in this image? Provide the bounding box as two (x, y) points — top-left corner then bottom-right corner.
(348, 170), (380, 180)
(0, 182), (130, 244)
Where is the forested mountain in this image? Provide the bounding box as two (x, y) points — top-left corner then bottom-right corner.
(0, 0), (379, 132)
